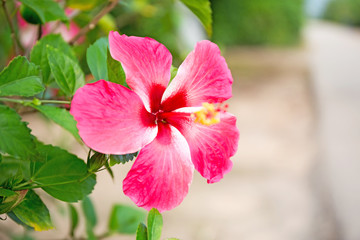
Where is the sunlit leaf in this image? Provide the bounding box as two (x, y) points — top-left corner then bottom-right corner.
(30, 34), (76, 85)
(47, 46), (85, 96)
(0, 56), (43, 97)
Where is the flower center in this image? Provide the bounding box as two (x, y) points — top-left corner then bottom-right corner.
(191, 102), (228, 126)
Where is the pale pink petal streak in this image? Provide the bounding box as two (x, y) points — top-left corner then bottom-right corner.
(123, 123), (194, 212)
(167, 111), (239, 183)
(109, 32), (172, 112)
(70, 80), (158, 154)
(161, 40), (233, 111)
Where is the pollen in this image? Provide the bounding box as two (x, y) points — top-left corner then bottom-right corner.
(192, 102), (228, 126)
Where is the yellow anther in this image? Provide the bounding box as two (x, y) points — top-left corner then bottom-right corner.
(192, 103), (220, 126)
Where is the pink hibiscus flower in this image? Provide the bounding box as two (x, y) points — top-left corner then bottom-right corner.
(70, 32), (239, 212)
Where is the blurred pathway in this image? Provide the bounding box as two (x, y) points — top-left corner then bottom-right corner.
(306, 21), (360, 240)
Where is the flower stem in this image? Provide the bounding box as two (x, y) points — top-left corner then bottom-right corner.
(1, 0), (24, 55)
(0, 97), (71, 105)
(69, 0), (118, 45)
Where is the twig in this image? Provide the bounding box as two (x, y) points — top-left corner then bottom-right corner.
(0, 97), (71, 105)
(1, 0), (24, 55)
(69, 0), (118, 45)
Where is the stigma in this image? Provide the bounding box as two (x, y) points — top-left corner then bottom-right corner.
(192, 102), (228, 126)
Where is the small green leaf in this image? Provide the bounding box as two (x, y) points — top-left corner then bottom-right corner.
(109, 152), (138, 166)
(104, 160), (114, 180)
(18, 0), (67, 24)
(179, 0), (212, 36)
(136, 223), (148, 240)
(68, 204), (78, 237)
(31, 143), (96, 202)
(87, 37), (109, 81)
(12, 190), (54, 231)
(109, 204), (146, 234)
(0, 56), (43, 97)
(107, 49), (127, 87)
(30, 34), (76, 85)
(0, 105), (37, 161)
(32, 105), (81, 141)
(47, 45), (85, 96)
(147, 208), (163, 240)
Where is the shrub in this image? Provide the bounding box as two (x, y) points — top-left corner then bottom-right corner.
(211, 0), (305, 46)
(323, 0), (360, 26)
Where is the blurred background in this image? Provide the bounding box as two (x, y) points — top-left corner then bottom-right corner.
(1, 0), (360, 239)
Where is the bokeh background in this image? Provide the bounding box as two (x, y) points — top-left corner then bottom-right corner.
(1, 0), (360, 239)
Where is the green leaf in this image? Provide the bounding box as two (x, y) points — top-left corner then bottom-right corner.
(31, 143), (96, 202)
(107, 49), (127, 86)
(109, 204), (146, 234)
(30, 34), (76, 85)
(0, 105), (37, 161)
(18, 0), (67, 24)
(87, 37), (108, 81)
(0, 56), (43, 97)
(109, 152), (138, 166)
(0, 188), (16, 197)
(47, 45), (85, 96)
(32, 105), (81, 141)
(179, 0), (212, 36)
(136, 223), (148, 240)
(68, 204), (79, 237)
(12, 190), (54, 231)
(82, 196), (97, 239)
(147, 208), (163, 240)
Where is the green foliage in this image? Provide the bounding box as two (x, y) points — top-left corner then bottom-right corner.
(147, 208), (163, 240)
(47, 45), (85, 96)
(12, 190), (54, 231)
(179, 0), (212, 36)
(30, 34), (76, 85)
(18, 0), (67, 24)
(0, 56), (43, 97)
(31, 143), (96, 202)
(0, 105), (37, 161)
(323, 0), (360, 26)
(109, 204), (146, 234)
(211, 0), (304, 46)
(0, 156), (30, 186)
(31, 105), (81, 141)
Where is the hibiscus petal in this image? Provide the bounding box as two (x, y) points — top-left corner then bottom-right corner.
(166, 111), (239, 183)
(70, 80), (157, 154)
(109, 32), (172, 113)
(161, 40), (233, 112)
(123, 123), (194, 212)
